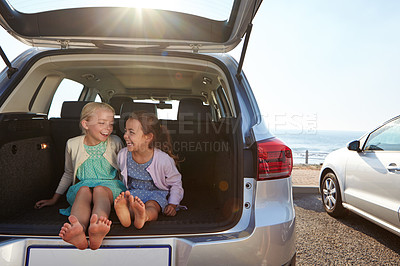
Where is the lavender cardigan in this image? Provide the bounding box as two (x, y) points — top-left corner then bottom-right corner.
(118, 148), (184, 205)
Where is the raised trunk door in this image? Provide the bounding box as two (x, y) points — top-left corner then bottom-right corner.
(0, 0), (262, 53)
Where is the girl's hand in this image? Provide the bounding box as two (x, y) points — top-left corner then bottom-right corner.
(35, 199), (56, 209)
(34, 193), (61, 209)
(164, 204), (177, 216)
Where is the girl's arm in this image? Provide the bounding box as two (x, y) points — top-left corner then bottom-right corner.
(35, 140), (74, 209)
(164, 158), (184, 206)
(117, 147), (128, 185)
(34, 193), (62, 209)
(55, 143), (74, 195)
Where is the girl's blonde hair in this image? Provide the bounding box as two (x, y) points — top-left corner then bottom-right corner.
(80, 102), (115, 134)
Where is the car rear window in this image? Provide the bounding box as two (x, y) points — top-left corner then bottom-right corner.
(6, 0), (235, 21)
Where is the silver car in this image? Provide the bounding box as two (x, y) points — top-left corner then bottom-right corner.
(320, 115), (400, 237)
(0, 0), (296, 265)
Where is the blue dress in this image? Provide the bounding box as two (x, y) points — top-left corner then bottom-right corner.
(60, 141), (126, 216)
(127, 152), (169, 211)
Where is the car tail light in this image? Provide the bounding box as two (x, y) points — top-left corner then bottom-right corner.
(257, 138), (293, 180)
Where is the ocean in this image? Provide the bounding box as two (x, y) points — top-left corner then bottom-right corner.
(275, 130), (366, 165)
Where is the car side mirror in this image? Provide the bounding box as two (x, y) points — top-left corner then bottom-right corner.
(347, 140), (361, 152)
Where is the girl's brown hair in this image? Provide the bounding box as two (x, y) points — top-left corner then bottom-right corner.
(128, 111), (180, 165)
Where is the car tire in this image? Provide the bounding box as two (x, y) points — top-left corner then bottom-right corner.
(321, 172), (346, 217)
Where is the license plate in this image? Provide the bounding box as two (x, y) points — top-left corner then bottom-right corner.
(26, 245), (171, 266)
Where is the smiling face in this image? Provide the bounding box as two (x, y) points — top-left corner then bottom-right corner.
(124, 118), (153, 153)
(81, 109), (114, 146)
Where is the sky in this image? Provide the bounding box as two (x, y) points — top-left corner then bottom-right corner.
(1, 0), (400, 133)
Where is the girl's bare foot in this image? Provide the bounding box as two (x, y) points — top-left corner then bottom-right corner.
(59, 215), (88, 250)
(88, 214), (112, 250)
(114, 192), (131, 227)
(130, 196), (147, 229)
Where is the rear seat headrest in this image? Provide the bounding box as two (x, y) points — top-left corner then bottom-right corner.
(109, 96), (133, 115)
(60, 101), (91, 119)
(178, 98), (211, 121)
(120, 102), (158, 116)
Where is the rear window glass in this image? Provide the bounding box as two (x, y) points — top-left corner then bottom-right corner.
(7, 0), (235, 21)
(135, 99), (179, 120)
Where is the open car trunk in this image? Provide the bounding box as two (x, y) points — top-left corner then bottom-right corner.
(0, 114), (240, 236)
(0, 51), (243, 236)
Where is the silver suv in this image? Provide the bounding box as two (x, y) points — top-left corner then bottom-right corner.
(0, 0), (296, 265)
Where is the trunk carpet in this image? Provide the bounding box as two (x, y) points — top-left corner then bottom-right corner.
(0, 196), (237, 236)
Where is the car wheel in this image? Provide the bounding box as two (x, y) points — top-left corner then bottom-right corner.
(321, 172), (346, 217)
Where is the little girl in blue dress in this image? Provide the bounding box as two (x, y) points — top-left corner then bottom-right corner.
(114, 111), (183, 229)
(35, 102), (125, 250)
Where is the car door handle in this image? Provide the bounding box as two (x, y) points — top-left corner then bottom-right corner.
(387, 163), (400, 172)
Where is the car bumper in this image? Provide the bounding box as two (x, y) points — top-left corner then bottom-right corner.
(0, 220), (295, 266)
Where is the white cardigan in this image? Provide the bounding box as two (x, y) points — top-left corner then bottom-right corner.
(55, 135), (123, 195)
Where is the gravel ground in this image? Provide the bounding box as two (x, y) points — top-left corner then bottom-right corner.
(291, 168), (320, 186)
(294, 193), (400, 265)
